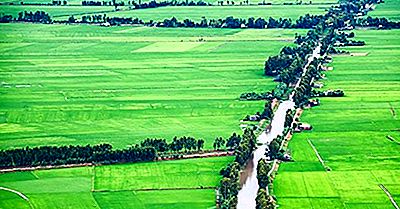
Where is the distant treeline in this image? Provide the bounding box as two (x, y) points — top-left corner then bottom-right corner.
(2, 8), (400, 30)
(82, 0), (210, 7)
(356, 16), (400, 29)
(67, 14), (328, 29)
(0, 11), (51, 23)
(64, 13), (400, 30)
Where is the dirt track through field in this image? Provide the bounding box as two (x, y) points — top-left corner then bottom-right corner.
(0, 186), (34, 208)
(389, 102), (396, 117)
(379, 184), (400, 209)
(308, 139), (329, 171)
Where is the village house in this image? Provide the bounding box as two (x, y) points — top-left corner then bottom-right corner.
(294, 122), (312, 132)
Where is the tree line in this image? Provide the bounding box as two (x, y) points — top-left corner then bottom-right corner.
(256, 159), (274, 209)
(65, 14), (330, 28)
(0, 11), (51, 23)
(2, 4), (399, 31)
(17, 11), (51, 23)
(140, 136), (205, 153)
(239, 91), (274, 101)
(356, 16), (400, 29)
(1, 133), (247, 169)
(0, 144), (156, 169)
(312, 89), (345, 97)
(1, 11), (51, 23)
(82, 0), (210, 7)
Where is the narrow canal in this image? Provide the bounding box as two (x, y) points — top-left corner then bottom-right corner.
(237, 100), (295, 209)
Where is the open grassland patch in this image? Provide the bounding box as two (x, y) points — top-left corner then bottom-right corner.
(274, 29), (400, 208)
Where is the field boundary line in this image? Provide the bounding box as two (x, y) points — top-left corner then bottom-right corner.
(0, 186), (34, 209)
(386, 135), (400, 145)
(93, 186), (216, 193)
(388, 102), (396, 117)
(307, 139), (330, 171)
(90, 191), (102, 209)
(379, 184), (400, 209)
(0, 163), (94, 173)
(31, 171), (39, 179)
(91, 165), (96, 192)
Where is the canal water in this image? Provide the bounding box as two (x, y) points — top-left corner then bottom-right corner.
(237, 100), (295, 209)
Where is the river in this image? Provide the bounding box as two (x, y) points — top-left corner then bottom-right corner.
(236, 44), (321, 208)
(236, 100), (295, 209)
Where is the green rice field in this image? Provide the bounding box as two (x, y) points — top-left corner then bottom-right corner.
(369, 0), (400, 21)
(0, 156), (232, 209)
(1, 0), (400, 208)
(274, 29), (400, 208)
(0, 24), (307, 150)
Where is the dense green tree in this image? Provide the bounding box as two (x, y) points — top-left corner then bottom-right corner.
(257, 159), (272, 188)
(226, 133), (241, 150)
(256, 189), (274, 209)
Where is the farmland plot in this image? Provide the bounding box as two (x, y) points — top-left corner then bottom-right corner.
(0, 157), (232, 209)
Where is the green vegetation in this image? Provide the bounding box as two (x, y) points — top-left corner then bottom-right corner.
(1, 0), (399, 207)
(0, 190), (31, 209)
(94, 189), (217, 209)
(0, 156), (232, 208)
(0, 24), (304, 150)
(274, 29), (400, 208)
